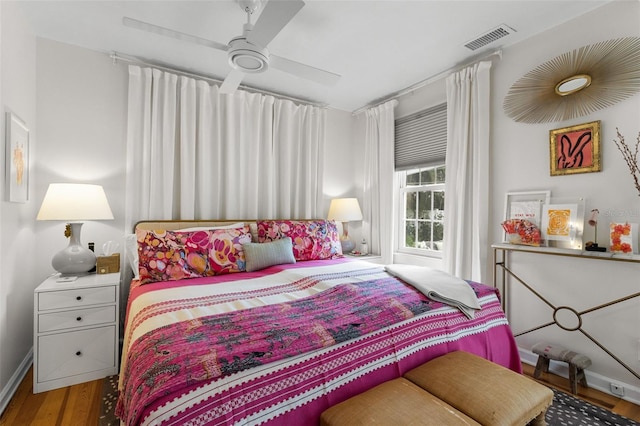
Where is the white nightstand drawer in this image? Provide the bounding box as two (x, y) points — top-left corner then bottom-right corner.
(38, 306), (116, 332)
(38, 285), (116, 310)
(37, 326), (116, 383)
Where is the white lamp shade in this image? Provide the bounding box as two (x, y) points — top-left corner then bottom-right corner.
(37, 183), (114, 221)
(327, 198), (363, 222)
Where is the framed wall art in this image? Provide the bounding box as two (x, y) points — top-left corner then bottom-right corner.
(549, 120), (601, 176)
(5, 112), (29, 203)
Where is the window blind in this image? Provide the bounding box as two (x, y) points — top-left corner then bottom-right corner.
(394, 103), (447, 171)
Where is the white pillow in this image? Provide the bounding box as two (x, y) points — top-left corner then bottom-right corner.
(124, 233), (139, 279)
(177, 222), (245, 231)
(243, 238), (296, 272)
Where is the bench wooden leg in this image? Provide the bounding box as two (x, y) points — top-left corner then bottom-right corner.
(529, 411), (548, 426)
(534, 356), (550, 379)
(567, 364), (588, 395)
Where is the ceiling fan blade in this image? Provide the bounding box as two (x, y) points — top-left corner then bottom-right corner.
(123, 17), (229, 52)
(270, 55), (341, 87)
(219, 69), (245, 94)
(246, 0), (305, 47)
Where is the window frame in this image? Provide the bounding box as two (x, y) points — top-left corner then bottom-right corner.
(396, 165), (445, 258)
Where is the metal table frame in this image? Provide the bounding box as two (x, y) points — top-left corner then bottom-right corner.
(493, 243), (640, 381)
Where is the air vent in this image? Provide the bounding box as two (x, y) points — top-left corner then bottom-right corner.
(464, 24), (515, 51)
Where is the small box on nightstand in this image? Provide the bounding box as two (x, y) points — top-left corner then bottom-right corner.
(96, 253), (120, 274)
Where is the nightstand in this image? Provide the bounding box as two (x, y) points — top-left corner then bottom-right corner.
(33, 273), (119, 393)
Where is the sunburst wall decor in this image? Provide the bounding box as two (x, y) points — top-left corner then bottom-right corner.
(503, 37), (640, 124)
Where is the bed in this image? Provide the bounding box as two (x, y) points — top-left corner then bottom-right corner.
(116, 219), (521, 426)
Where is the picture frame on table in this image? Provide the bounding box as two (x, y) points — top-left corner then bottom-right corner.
(502, 190), (550, 245)
(549, 120), (601, 176)
(5, 112), (29, 203)
(541, 197), (585, 250)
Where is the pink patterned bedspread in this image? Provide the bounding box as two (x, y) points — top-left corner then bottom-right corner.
(117, 259), (520, 426)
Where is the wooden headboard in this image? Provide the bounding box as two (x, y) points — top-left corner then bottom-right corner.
(134, 220), (248, 231)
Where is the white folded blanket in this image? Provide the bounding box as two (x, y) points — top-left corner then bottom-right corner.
(384, 264), (481, 319)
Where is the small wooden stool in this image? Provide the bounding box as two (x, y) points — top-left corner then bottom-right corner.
(532, 342), (591, 394)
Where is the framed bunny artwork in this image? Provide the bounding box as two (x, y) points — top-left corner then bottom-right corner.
(549, 120), (601, 176)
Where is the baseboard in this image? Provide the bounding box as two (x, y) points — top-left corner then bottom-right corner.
(520, 348), (640, 405)
(0, 348), (33, 416)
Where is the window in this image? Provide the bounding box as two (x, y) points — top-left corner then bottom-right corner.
(394, 103), (447, 257)
(398, 165), (445, 254)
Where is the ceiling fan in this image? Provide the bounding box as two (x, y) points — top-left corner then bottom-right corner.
(123, 0), (341, 94)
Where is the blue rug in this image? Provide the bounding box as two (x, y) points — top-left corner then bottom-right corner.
(547, 388), (639, 426)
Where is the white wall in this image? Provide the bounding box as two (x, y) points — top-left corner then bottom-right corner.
(2, 0), (639, 410)
(35, 38), (129, 283)
(0, 1), (38, 413)
(490, 0), (640, 399)
(387, 0), (640, 399)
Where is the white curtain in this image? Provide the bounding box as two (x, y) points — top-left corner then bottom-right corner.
(443, 61), (492, 283)
(273, 101), (325, 219)
(125, 65), (325, 230)
(362, 100), (397, 264)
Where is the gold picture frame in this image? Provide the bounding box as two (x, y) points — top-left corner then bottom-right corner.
(549, 120), (600, 176)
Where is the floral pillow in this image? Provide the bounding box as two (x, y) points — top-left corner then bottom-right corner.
(257, 220), (342, 261)
(136, 226), (252, 284)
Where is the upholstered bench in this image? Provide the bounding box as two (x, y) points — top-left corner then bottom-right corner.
(532, 341), (591, 394)
(321, 351), (554, 426)
(319, 377), (480, 425)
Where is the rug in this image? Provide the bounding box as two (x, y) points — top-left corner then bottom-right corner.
(546, 388), (639, 426)
(99, 375), (119, 426)
(100, 375), (638, 425)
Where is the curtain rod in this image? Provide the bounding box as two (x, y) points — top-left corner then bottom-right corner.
(109, 51), (328, 108)
(351, 49), (502, 116)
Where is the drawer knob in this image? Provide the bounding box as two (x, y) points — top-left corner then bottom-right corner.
(76, 316), (82, 322)
(75, 351), (82, 357)
(76, 296), (82, 301)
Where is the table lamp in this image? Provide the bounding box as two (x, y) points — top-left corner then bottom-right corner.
(37, 183), (114, 275)
(327, 197), (363, 253)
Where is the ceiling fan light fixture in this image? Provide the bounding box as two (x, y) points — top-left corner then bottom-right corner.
(228, 37), (269, 73)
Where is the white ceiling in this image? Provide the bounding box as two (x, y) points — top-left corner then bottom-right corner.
(16, 0), (610, 112)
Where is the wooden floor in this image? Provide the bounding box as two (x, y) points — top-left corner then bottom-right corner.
(1, 364), (639, 425)
(522, 363), (640, 422)
(0, 368), (103, 426)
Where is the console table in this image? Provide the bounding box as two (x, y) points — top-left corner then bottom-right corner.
(492, 243), (640, 381)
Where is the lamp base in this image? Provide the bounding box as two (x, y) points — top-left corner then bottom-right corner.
(340, 238), (355, 254)
(52, 222), (97, 275)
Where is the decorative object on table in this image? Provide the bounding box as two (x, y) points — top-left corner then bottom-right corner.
(327, 197), (363, 253)
(503, 37), (640, 123)
(37, 183), (114, 275)
(609, 222), (637, 254)
(549, 121), (600, 176)
(360, 239), (368, 255)
(501, 219), (542, 246)
(5, 112), (30, 203)
(612, 128), (640, 197)
(585, 208), (606, 252)
(541, 198), (584, 249)
(503, 190), (550, 243)
(97, 254), (121, 274)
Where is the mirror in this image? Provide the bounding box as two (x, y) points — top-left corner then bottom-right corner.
(555, 74), (592, 96)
